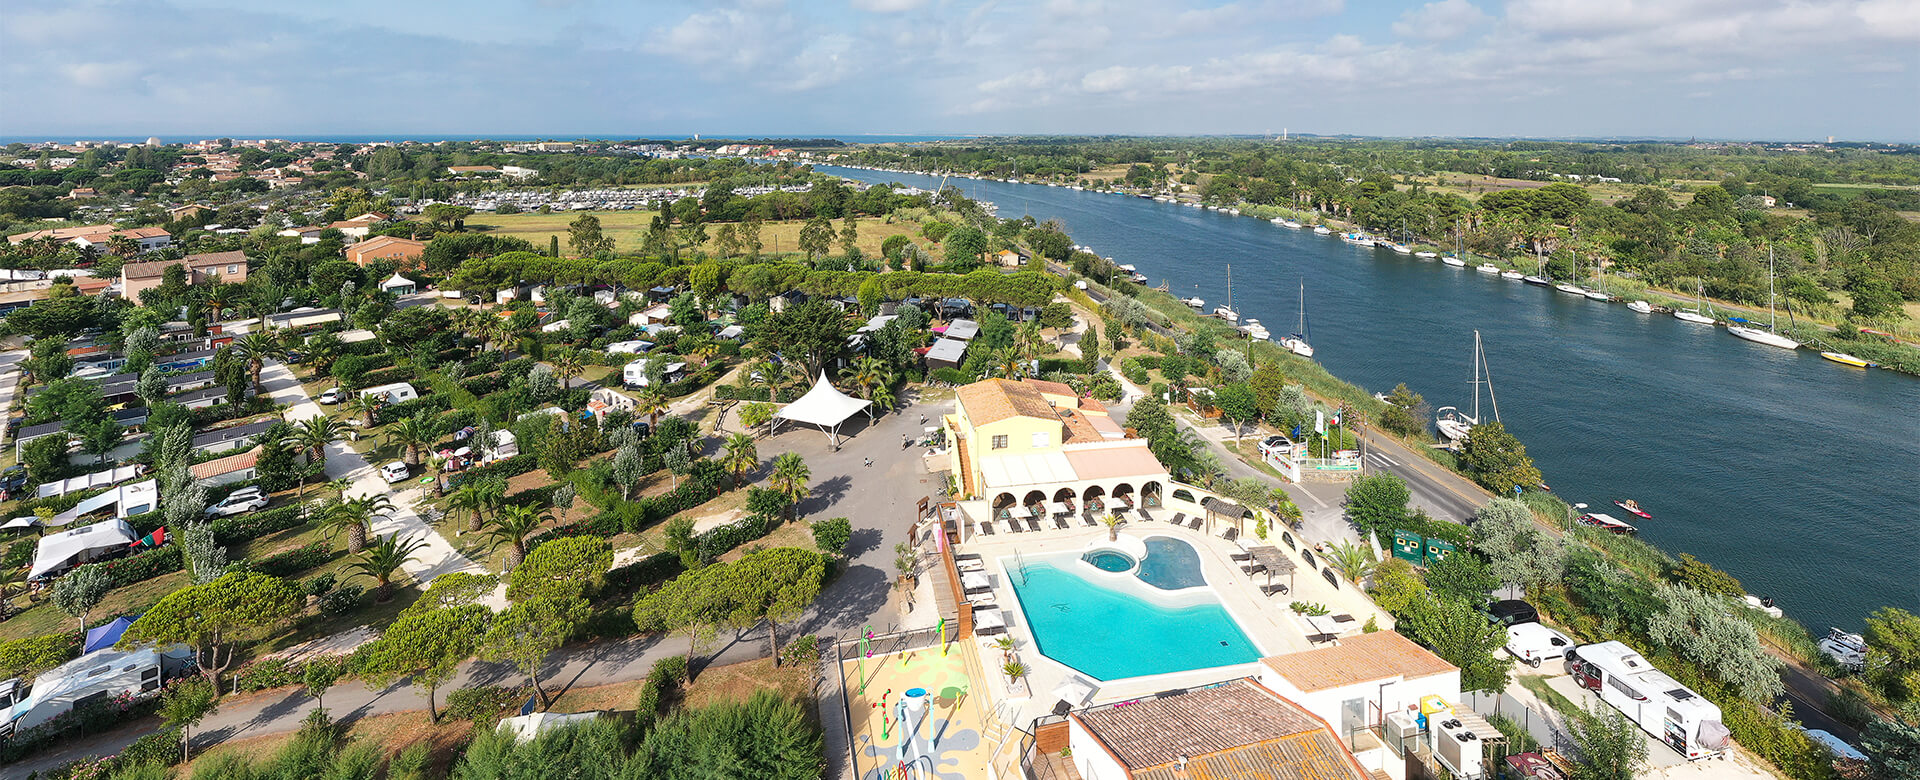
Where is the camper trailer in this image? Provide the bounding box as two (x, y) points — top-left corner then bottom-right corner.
(622, 359), (686, 388)
(0, 644), (190, 737)
(359, 383), (419, 405)
(1570, 641), (1731, 760)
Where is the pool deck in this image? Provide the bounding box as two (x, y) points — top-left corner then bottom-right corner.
(956, 516), (1395, 728)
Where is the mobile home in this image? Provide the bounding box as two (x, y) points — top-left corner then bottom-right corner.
(1570, 641), (1731, 760)
(0, 644), (189, 737)
(622, 358), (686, 388)
(359, 382), (419, 405)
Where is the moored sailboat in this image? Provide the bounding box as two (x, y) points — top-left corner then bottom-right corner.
(1726, 247), (1800, 350)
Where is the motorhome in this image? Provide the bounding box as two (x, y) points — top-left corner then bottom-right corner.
(359, 383), (419, 405)
(1570, 641), (1731, 760)
(0, 644), (191, 737)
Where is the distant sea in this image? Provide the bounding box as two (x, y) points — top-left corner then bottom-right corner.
(0, 133), (978, 145)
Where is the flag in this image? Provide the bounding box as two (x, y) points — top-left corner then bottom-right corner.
(1314, 410), (1325, 436)
(1330, 413), (1342, 427)
(1291, 425), (1302, 440)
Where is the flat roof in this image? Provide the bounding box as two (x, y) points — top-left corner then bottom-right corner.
(1061, 443), (1166, 481)
(1260, 631), (1457, 692)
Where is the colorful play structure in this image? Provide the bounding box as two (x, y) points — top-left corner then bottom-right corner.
(848, 635), (991, 780)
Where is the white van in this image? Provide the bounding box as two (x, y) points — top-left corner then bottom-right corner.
(1505, 622), (1574, 667)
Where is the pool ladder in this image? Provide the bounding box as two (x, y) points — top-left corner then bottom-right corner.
(1012, 550), (1028, 586)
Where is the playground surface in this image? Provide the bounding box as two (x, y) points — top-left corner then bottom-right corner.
(845, 640), (997, 780)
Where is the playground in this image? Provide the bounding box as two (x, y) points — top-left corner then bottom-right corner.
(844, 632), (996, 780)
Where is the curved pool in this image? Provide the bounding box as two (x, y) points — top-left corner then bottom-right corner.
(1082, 550), (1136, 572)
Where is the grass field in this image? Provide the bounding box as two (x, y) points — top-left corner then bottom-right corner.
(1406, 173), (1652, 205)
(464, 211), (931, 259)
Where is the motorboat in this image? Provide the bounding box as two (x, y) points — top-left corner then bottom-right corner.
(1312, 225), (1332, 235)
(1577, 512), (1637, 535)
(1389, 242), (1412, 254)
(1819, 352), (1872, 368)
(1280, 219), (1303, 229)
(1627, 300), (1654, 314)
(1477, 263), (1500, 274)
(1674, 310), (1715, 324)
(1340, 232), (1375, 247)
(1414, 251), (1438, 259)
(1612, 499), (1651, 520)
(1742, 595), (1784, 619)
(1727, 247), (1800, 350)
(1240, 320), (1270, 340)
(1184, 297), (1205, 309)
(1584, 290), (1612, 301)
(1213, 306), (1240, 322)
(1554, 282), (1586, 295)
(1819, 628), (1867, 671)
(1442, 256), (1467, 267)
(1523, 276), (1553, 286)
(1501, 270), (1525, 280)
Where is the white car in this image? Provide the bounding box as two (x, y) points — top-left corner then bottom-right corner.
(1506, 622), (1575, 668)
(380, 461), (410, 484)
(318, 387), (342, 404)
(1257, 435), (1295, 457)
(204, 487), (268, 517)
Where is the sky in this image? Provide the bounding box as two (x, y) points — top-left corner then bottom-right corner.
(3, 0), (1918, 142)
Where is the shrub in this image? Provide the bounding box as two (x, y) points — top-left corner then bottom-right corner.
(319, 584), (362, 615)
(0, 633), (81, 679)
(1289, 601), (1330, 616)
(696, 514), (773, 561)
(100, 546), (183, 588)
(232, 658), (304, 692)
(651, 654), (689, 687)
(602, 552), (684, 598)
(372, 394), (452, 426)
(449, 454), (537, 488)
(113, 726), (181, 769)
(252, 542), (333, 578)
(781, 634), (821, 666)
(811, 517), (852, 556)
(210, 504), (307, 545)
(445, 685), (524, 725)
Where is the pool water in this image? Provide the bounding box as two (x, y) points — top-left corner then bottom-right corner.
(1137, 537), (1207, 590)
(1081, 550), (1135, 572)
(1008, 560), (1261, 681)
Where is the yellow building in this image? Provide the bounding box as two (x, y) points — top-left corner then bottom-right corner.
(945, 378), (1170, 532)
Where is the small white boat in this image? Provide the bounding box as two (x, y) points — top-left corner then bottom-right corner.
(1442, 256), (1467, 267)
(1312, 225), (1332, 235)
(1728, 325), (1800, 350)
(1554, 282), (1586, 295)
(1390, 243), (1412, 254)
(1584, 290), (1611, 301)
(1240, 320), (1270, 339)
(1674, 310), (1715, 324)
(1476, 264), (1500, 274)
(1627, 300), (1654, 313)
(1270, 217), (1286, 225)
(1213, 306), (1240, 323)
(1183, 296), (1205, 309)
(1340, 233), (1374, 247)
(1280, 219), (1302, 229)
(1501, 270), (1525, 280)
(1413, 251), (1438, 259)
(1742, 594), (1784, 619)
(1820, 627), (1867, 671)
(1436, 406), (1476, 442)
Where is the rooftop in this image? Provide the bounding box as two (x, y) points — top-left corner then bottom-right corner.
(957, 378), (1064, 426)
(1074, 679), (1367, 780)
(191, 446), (261, 479)
(1259, 631), (1457, 692)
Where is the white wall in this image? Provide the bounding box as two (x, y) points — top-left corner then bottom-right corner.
(1256, 669), (1461, 736)
(1068, 717), (1128, 780)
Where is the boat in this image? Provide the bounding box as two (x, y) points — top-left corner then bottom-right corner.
(1280, 219), (1302, 229)
(1477, 263), (1501, 274)
(1577, 512), (1637, 535)
(1523, 276), (1553, 286)
(1742, 594), (1784, 619)
(1240, 319), (1270, 340)
(1819, 351), (1872, 368)
(1414, 251), (1438, 259)
(1819, 628), (1867, 671)
(1674, 282), (1715, 323)
(1280, 280), (1314, 358)
(1183, 296), (1205, 309)
(1442, 256), (1467, 267)
(1627, 300), (1654, 314)
(1554, 282), (1586, 295)
(1312, 225), (1332, 235)
(1213, 265), (1239, 322)
(1727, 248), (1800, 350)
(1501, 270), (1525, 281)
(1340, 232), (1375, 247)
(1391, 243), (1412, 254)
(1436, 330), (1500, 442)
(1584, 290), (1612, 302)
(1612, 499), (1651, 520)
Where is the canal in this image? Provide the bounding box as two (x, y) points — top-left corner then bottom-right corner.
(824, 165), (1920, 634)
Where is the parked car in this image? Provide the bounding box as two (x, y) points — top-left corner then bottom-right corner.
(318, 387), (342, 404)
(1505, 622), (1574, 667)
(380, 462), (410, 484)
(0, 465), (27, 493)
(1257, 435), (1295, 456)
(1484, 599), (1539, 627)
(204, 487), (269, 518)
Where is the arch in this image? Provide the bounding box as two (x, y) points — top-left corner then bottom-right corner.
(1111, 483), (1136, 508)
(1052, 487), (1077, 506)
(1281, 531), (1296, 550)
(1172, 488), (1196, 504)
(1322, 568), (1340, 588)
(1082, 484), (1107, 512)
(1141, 481), (1164, 508)
(992, 492), (1017, 520)
(1022, 490), (1047, 511)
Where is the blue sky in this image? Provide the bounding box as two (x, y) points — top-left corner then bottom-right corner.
(3, 0), (1917, 141)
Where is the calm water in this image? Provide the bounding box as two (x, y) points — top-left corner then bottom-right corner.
(1008, 557), (1261, 681)
(828, 166), (1920, 633)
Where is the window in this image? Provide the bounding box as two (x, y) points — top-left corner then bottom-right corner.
(1031, 431), (1048, 447)
(1606, 675), (1647, 701)
(227, 265), (238, 275)
(991, 435), (1008, 450)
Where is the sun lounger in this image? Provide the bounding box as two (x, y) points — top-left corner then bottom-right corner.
(1082, 513), (1100, 527)
(975, 522), (995, 536)
(1025, 517), (1043, 532)
(1229, 552), (1253, 561)
(973, 609), (1008, 635)
(1187, 515), (1204, 530)
(1261, 583), (1289, 596)
(1221, 527), (1239, 542)
(1053, 515), (1069, 530)
(1169, 513), (1186, 527)
(1136, 508), (1154, 522)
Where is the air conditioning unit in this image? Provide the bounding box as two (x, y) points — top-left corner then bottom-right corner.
(1436, 719), (1484, 778)
(1383, 711), (1420, 742)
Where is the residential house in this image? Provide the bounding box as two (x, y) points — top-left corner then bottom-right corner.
(189, 420), (276, 456)
(265, 307), (343, 329)
(326, 220), (373, 240)
(500, 165), (537, 179)
(64, 188), (98, 200)
(6, 225), (172, 252)
(119, 251), (247, 303)
(167, 204), (209, 221)
(994, 249), (1024, 267)
(925, 338), (968, 371)
(190, 446), (261, 487)
(1255, 630), (1462, 744)
(586, 387), (637, 421)
(345, 236), (426, 269)
(628, 303), (674, 329)
(1063, 678), (1373, 780)
(276, 225), (325, 243)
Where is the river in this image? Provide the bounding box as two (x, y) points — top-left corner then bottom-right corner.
(824, 165), (1920, 633)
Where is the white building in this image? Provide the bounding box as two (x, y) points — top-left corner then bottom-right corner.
(1255, 630), (1461, 740)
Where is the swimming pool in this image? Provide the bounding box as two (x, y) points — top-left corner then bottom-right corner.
(1006, 537), (1261, 681)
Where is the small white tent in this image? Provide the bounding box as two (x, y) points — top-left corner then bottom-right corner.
(30, 518), (137, 580)
(771, 372), (872, 447)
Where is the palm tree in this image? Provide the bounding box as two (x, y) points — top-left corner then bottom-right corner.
(325, 477), (353, 499)
(635, 388), (668, 428)
(720, 432), (758, 487)
(1323, 541), (1376, 585)
(446, 482), (490, 535)
(485, 504), (550, 572)
(991, 346), (1027, 379)
(303, 333), (342, 376)
(691, 339), (720, 367)
(769, 452), (810, 523)
(548, 351), (584, 389)
(285, 415), (345, 469)
(486, 316), (517, 354)
(347, 394), (382, 428)
(384, 414), (438, 467)
(353, 533), (425, 602)
(1016, 321), (1045, 362)
(321, 494), (392, 554)
(842, 356), (887, 399)
(870, 383), (896, 418)
(1100, 511), (1125, 542)
(200, 284), (238, 324)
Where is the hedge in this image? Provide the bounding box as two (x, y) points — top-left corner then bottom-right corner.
(448, 454), (538, 489)
(252, 542), (333, 578)
(696, 514), (774, 560)
(99, 545), (183, 588)
(505, 483), (563, 509)
(211, 504), (308, 545)
(602, 551), (684, 597)
(373, 393), (453, 426)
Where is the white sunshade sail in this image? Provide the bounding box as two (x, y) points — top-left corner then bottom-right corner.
(770, 372), (872, 446)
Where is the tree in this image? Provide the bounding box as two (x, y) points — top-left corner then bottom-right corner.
(486, 504), (551, 573)
(181, 520), (227, 584)
(285, 414), (346, 471)
(1866, 607), (1920, 701)
(610, 441), (646, 501)
(1322, 541), (1376, 585)
(483, 595), (589, 709)
(664, 515), (701, 569)
(1378, 383), (1429, 438)
(357, 604), (491, 722)
(838, 216), (861, 258)
(346, 393), (381, 426)
(159, 677), (220, 763)
(77, 417), (122, 465)
(120, 571), (304, 693)
(945, 225), (988, 265)
(323, 493), (392, 554)
(51, 563), (113, 633)
(1850, 276), (1904, 321)
(567, 213), (614, 257)
(768, 452), (811, 522)
(1405, 594), (1511, 693)
(739, 401), (776, 433)
(762, 299), (849, 379)
(1425, 550), (1499, 605)
(1458, 421), (1542, 497)
(798, 216), (834, 261)
(1567, 708), (1648, 780)
(507, 535), (613, 602)
(728, 547), (828, 664)
(137, 367), (168, 404)
(1646, 582), (1783, 702)
(1344, 472), (1411, 543)
(302, 656), (344, 716)
(23, 338), (73, 382)
(633, 561), (735, 670)
(353, 533), (425, 602)
(1667, 553), (1744, 598)
(721, 432), (758, 487)
(1213, 382), (1260, 438)
(229, 331), (286, 396)
(1471, 498), (1563, 595)
(384, 414), (438, 467)
(812, 517), (852, 556)
(1861, 705), (1920, 780)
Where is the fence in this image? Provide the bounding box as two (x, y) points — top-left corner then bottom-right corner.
(832, 627), (952, 780)
(1457, 689), (1576, 757)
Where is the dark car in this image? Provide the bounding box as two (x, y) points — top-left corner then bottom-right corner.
(0, 465), (26, 492)
(1484, 599), (1539, 627)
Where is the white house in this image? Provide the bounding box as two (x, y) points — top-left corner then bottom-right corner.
(539, 319), (571, 333)
(1255, 630), (1461, 738)
(622, 358), (686, 388)
(587, 387), (637, 420)
(190, 446), (261, 487)
(628, 303), (673, 329)
(359, 382), (419, 404)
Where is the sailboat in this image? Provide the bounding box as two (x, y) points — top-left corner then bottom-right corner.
(1727, 247), (1801, 350)
(1674, 281), (1716, 324)
(1279, 281), (1314, 358)
(1213, 265), (1240, 322)
(1436, 330), (1500, 443)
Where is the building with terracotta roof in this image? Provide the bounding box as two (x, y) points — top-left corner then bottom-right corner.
(1256, 630), (1461, 739)
(190, 446), (261, 487)
(1067, 678), (1374, 780)
(344, 235), (426, 269)
(121, 251), (246, 303)
(945, 378), (1167, 532)
(6, 225), (171, 252)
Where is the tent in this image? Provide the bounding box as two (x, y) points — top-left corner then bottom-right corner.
(380, 273), (417, 295)
(29, 518), (137, 580)
(770, 372), (872, 448)
(83, 615), (141, 654)
(497, 711), (600, 744)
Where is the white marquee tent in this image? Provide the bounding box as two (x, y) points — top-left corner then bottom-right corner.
(771, 372), (872, 447)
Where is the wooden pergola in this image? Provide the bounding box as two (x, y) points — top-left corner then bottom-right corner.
(1201, 496), (1248, 535)
(1245, 545), (1296, 595)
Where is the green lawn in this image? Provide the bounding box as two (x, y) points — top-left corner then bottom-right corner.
(463, 211), (931, 259)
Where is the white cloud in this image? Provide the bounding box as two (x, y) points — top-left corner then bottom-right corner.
(1392, 0), (1489, 41)
(61, 61), (142, 88)
(851, 0), (927, 11)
